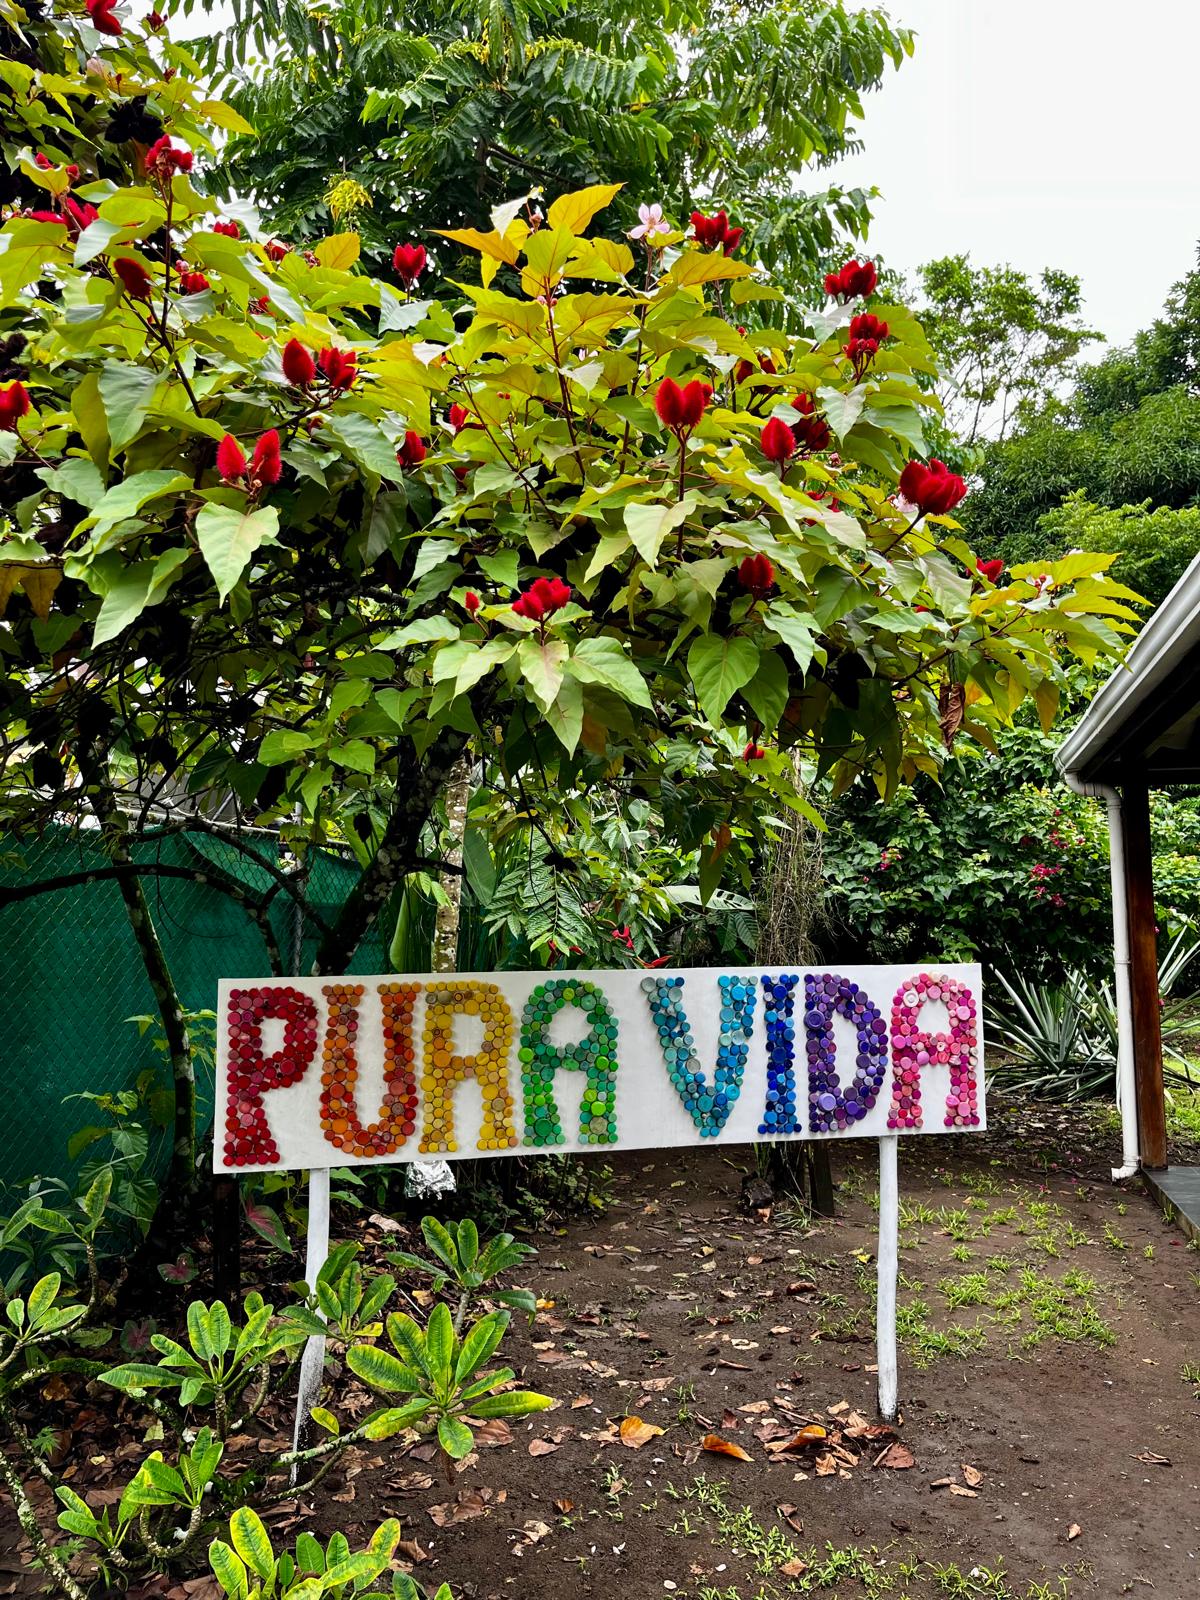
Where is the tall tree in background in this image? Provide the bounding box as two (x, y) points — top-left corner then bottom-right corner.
(188, 0), (913, 294)
(914, 254), (1100, 449)
(960, 245), (1200, 594)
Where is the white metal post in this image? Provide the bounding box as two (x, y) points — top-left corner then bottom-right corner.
(876, 1134), (899, 1422)
(291, 1166), (331, 1474)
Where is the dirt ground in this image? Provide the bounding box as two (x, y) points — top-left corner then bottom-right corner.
(6, 1097), (1200, 1600)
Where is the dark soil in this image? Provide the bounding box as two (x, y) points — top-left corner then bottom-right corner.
(5, 1096), (1200, 1600)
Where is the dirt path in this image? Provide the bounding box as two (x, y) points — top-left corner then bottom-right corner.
(5, 1100), (1200, 1600)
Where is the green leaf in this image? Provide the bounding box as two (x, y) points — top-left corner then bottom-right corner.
(97, 1362), (182, 1393)
(517, 636), (568, 713)
(309, 1406), (340, 1434)
(623, 499), (691, 567)
(686, 634), (760, 724)
(467, 1389), (554, 1419)
(229, 1506), (274, 1581)
(424, 1301), (455, 1384)
(258, 729), (318, 766)
(816, 385), (867, 439)
(544, 675), (584, 753)
(454, 1310), (508, 1384)
(98, 362), (161, 452)
(742, 649), (790, 731)
(90, 548), (191, 647)
(207, 1537), (248, 1599)
(567, 635), (653, 708)
(346, 1341), (423, 1395)
(324, 412), (404, 482)
(196, 503), (280, 602)
(437, 1415), (475, 1459)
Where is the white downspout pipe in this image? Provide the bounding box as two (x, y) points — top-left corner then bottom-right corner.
(1064, 775), (1139, 1179)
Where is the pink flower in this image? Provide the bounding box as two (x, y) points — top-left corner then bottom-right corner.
(629, 202), (670, 243)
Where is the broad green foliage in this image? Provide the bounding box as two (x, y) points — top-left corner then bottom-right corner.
(197, 0), (912, 296)
(384, 1214), (537, 1318)
(1034, 493), (1200, 610)
(207, 1512), (448, 1600)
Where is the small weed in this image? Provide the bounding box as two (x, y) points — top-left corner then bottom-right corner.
(1144, 1244), (1155, 1260)
(950, 1243), (972, 1262)
(1103, 1223), (1129, 1252)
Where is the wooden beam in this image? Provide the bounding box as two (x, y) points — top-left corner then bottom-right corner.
(1121, 778), (1168, 1169)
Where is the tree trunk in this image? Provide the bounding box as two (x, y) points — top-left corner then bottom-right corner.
(312, 727), (468, 976)
(80, 752), (196, 1199)
(432, 753), (472, 974)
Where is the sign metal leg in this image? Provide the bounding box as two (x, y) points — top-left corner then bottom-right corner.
(876, 1134), (899, 1423)
(291, 1166), (331, 1477)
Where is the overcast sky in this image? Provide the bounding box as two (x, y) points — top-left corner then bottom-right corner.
(828, 0), (1199, 357)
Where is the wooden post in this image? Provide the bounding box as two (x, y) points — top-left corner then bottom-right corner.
(211, 1176), (241, 1302)
(1121, 778), (1168, 1170)
(808, 1144), (836, 1217)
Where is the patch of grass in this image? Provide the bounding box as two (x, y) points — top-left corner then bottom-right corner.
(1103, 1222), (1129, 1252)
(1181, 1360), (1200, 1393)
(939, 1271), (991, 1310)
(950, 1243), (972, 1263)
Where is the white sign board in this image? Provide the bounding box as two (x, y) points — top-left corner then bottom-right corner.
(215, 964), (984, 1173)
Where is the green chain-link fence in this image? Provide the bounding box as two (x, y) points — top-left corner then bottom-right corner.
(0, 824), (393, 1189)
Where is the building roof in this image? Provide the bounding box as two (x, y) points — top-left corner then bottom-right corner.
(1056, 550), (1200, 785)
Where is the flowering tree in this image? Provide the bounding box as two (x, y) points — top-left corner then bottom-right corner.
(1, 8), (1138, 1188)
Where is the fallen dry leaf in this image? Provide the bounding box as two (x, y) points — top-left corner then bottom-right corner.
(814, 1452), (837, 1476)
(1068, 1523), (1082, 1541)
(930, 1477), (956, 1490)
(948, 1484), (977, 1498)
(777, 1503), (804, 1535)
(520, 1519), (551, 1546)
(962, 1463), (983, 1487)
(553, 1498), (574, 1515)
(427, 1488), (492, 1527)
(774, 1424), (827, 1452)
(619, 1416), (665, 1449)
(395, 1540), (429, 1564)
(528, 1438), (561, 1457)
(472, 1419), (514, 1449)
(779, 1560), (809, 1579)
(570, 1395), (593, 1409)
(873, 1442), (915, 1470)
(701, 1433), (753, 1462)
(1134, 1450), (1170, 1466)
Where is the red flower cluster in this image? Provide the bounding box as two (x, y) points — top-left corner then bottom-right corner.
(742, 742), (766, 761)
(690, 210), (743, 256)
(976, 557), (1004, 584)
(0, 382), (31, 431)
(212, 219), (241, 239)
(147, 8), (165, 27)
(216, 429), (282, 492)
(113, 256), (154, 301)
(248, 295), (269, 315)
(612, 925), (636, 951)
(318, 346), (357, 391)
(733, 352), (776, 387)
(264, 240), (289, 262)
(281, 339), (315, 386)
(145, 136), (193, 181)
(760, 415), (795, 467)
(824, 258), (877, 301)
(177, 268), (209, 294)
(464, 591), (481, 616)
(392, 243), (426, 288)
(655, 376), (710, 436)
(34, 153), (79, 180)
(738, 552), (775, 601)
(791, 391), (831, 453)
(898, 457), (968, 517)
(513, 576), (571, 622)
(843, 311), (890, 379)
(85, 0), (122, 34)
(396, 430), (426, 469)
(448, 403), (472, 434)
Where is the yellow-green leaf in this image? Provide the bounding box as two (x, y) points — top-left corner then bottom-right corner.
(313, 233), (360, 271)
(546, 183), (623, 236)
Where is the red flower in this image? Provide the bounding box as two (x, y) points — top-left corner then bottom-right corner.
(977, 557), (1004, 584)
(145, 136), (193, 180)
(248, 296), (269, 315)
(760, 415), (795, 467)
(62, 196), (98, 235)
(734, 353), (776, 387)
(448, 403), (471, 434)
(281, 338), (316, 387)
(655, 376), (709, 434)
(396, 430), (427, 470)
(611, 925), (635, 950)
(742, 741), (766, 761)
(216, 433), (247, 483)
(85, 0), (123, 33)
(392, 242), (427, 287)
(177, 269), (209, 294)
(898, 457), (968, 517)
(26, 210), (65, 225)
(147, 8), (165, 26)
(264, 240), (289, 262)
(0, 382), (31, 431)
(34, 153), (52, 170)
(464, 591), (481, 616)
(318, 346), (357, 391)
(690, 209), (741, 255)
(113, 256), (154, 301)
(738, 552), (775, 600)
(824, 258), (878, 301)
(250, 429), (282, 488)
(513, 575), (571, 621)
(212, 219), (241, 239)
(791, 392), (831, 452)
(848, 311), (889, 343)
